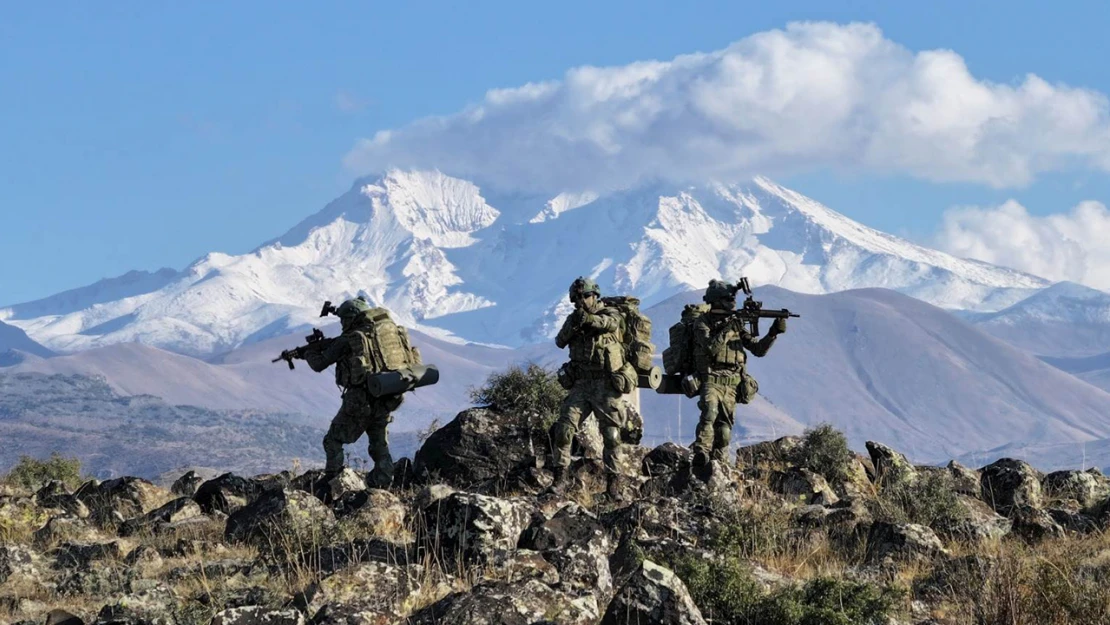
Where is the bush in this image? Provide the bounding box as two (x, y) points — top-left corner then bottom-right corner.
(468, 363), (566, 431)
(796, 423), (854, 488)
(2, 452), (83, 491)
(671, 553), (902, 625)
(871, 470), (966, 527)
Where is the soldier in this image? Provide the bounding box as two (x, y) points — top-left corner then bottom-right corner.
(549, 277), (635, 498)
(690, 280), (786, 470)
(295, 297), (405, 487)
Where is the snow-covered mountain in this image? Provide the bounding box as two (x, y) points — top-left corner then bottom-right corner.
(0, 170), (1049, 356)
(965, 282), (1110, 358)
(0, 320), (53, 364)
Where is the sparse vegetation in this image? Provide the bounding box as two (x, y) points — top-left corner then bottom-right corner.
(2, 452), (84, 491)
(794, 423), (854, 488)
(468, 362), (566, 431)
(872, 470), (967, 527)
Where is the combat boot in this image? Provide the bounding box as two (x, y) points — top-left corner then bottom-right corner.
(605, 473), (625, 503)
(546, 465), (569, 496)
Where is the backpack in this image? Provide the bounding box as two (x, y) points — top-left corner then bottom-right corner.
(601, 296), (655, 375)
(662, 303), (710, 375)
(355, 307), (422, 372)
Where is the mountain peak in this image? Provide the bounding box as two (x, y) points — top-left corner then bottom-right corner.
(2, 170), (1056, 353)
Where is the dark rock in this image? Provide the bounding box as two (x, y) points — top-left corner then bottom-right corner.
(75, 477), (169, 526)
(298, 561), (429, 621)
(292, 468), (366, 505)
(600, 560), (707, 625)
(418, 492), (533, 566)
(225, 488), (335, 543)
(1043, 469), (1110, 508)
(170, 470), (203, 497)
(866, 441), (917, 489)
(34, 481), (89, 518)
(118, 497), (203, 537)
(210, 606), (305, 625)
(934, 496), (1012, 544)
(333, 488), (406, 537)
(52, 541), (123, 569)
(520, 503), (612, 597)
(980, 458), (1043, 515)
(407, 579), (598, 625)
(642, 443), (692, 477)
(769, 467), (839, 506)
(0, 545), (38, 584)
(193, 473), (264, 515)
(307, 537), (412, 575)
(33, 515), (104, 547)
(947, 461), (981, 498)
(735, 436), (802, 475)
(865, 522), (948, 564)
(412, 408), (542, 491)
(94, 583), (178, 625)
(1010, 504), (1065, 543)
(44, 609), (85, 625)
(1048, 506), (1101, 533)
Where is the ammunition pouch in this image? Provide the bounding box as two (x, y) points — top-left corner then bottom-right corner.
(680, 374), (701, 398)
(557, 362), (576, 390)
(610, 363), (638, 394)
(737, 372), (759, 405)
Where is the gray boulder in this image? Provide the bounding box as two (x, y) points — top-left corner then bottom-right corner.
(193, 473), (264, 515)
(946, 461), (981, 498)
(769, 468), (839, 506)
(210, 606), (305, 625)
(225, 488), (335, 543)
(866, 441), (917, 489)
(119, 497), (203, 537)
(1042, 469), (1110, 508)
(407, 578), (598, 625)
(980, 458), (1043, 514)
(519, 503), (612, 598)
(1009, 504), (1065, 543)
(170, 470), (203, 497)
(413, 408), (541, 491)
(866, 522), (948, 564)
(419, 492), (533, 566)
(601, 560), (707, 625)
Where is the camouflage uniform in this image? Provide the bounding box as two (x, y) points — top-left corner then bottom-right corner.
(302, 300), (405, 487)
(691, 290), (784, 464)
(550, 279), (629, 479)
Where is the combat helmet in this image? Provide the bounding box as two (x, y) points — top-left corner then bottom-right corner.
(703, 280), (736, 308)
(569, 276), (601, 302)
(336, 297), (373, 331)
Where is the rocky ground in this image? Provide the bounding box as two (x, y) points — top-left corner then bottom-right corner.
(4, 407), (1110, 624)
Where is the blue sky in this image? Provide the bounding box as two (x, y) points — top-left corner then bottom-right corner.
(4, 1), (1110, 303)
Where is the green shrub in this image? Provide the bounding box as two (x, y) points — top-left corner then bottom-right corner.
(670, 553), (902, 625)
(872, 470), (966, 527)
(795, 423), (854, 488)
(2, 452), (83, 491)
(468, 363), (566, 431)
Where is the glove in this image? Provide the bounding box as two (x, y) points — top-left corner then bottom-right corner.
(771, 317), (787, 334)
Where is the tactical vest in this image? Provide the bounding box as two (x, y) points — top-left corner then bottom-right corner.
(568, 308), (626, 373)
(335, 308), (421, 389)
(693, 313), (747, 374)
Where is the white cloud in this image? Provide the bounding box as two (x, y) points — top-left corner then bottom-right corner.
(934, 200), (1110, 290)
(343, 22), (1110, 192)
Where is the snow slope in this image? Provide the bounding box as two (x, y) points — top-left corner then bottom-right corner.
(1, 170), (1048, 355)
(965, 282), (1110, 358)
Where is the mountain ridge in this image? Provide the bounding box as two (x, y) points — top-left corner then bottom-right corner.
(0, 170), (1050, 356)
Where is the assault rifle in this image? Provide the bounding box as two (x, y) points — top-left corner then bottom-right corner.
(726, 277), (799, 336)
(271, 328), (326, 370)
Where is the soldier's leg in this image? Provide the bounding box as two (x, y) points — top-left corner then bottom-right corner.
(692, 379), (722, 465)
(322, 402), (368, 472)
(711, 383), (739, 463)
(366, 395), (403, 488)
(589, 379), (627, 475)
(551, 384), (590, 469)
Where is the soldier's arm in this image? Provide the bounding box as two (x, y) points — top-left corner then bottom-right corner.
(580, 308), (621, 334)
(555, 313), (577, 349)
(303, 337), (345, 372)
(742, 328), (778, 357)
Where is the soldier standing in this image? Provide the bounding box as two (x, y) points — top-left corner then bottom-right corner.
(549, 277), (635, 497)
(294, 297), (406, 487)
(690, 280), (786, 470)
